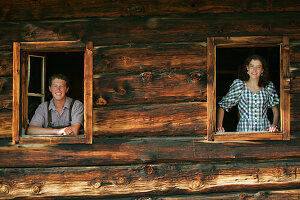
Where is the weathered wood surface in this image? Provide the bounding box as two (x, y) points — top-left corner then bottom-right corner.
(93, 102), (207, 137)
(0, 160), (299, 199)
(1, 0), (299, 21)
(94, 71), (206, 106)
(0, 12), (299, 50)
(6, 189), (300, 200)
(158, 189), (300, 200)
(0, 51), (12, 76)
(0, 77), (12, 110)
(291, 94), (300, 134)
(94, 43), (206, 73)
(214, 132), (283, 141)
(1, 137), (300, 168)
(0, 110), (11, 138)
(291, 43), (300, 64)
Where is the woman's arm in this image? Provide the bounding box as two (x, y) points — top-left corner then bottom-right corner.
(268, 105), (279, 132)
(217, 107), (225, 132)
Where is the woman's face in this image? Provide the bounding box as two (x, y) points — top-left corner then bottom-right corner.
(247, 59), (264, 80)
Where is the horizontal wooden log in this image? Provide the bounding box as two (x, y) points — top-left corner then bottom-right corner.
(291, 41), (300, 63)
(291, 67), (300, 94)
(291, 94), (300, 133)
(94, 43), (206, 73)
(94, 71), (207, 106)
(0, 110), (11, 138)
(0, 77), (12, 110)
(0, 160), (299, 199)
(0, 51), (12, 76)
(1, 137), (300, 168)
(93, 102), (207, 136)
(7, 189), (300, 200)
(157, 189), (300, 200)
(0, 13), (299, 50)
(1, 0), (299, 21)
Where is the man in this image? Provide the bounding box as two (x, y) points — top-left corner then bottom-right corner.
(27, 74), (83, 135)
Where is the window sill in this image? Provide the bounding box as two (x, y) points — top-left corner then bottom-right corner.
(18, 135), (87, 144)
(214, 131), (284, 141)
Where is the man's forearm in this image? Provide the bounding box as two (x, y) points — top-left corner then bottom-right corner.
(27, 125), (59, 135)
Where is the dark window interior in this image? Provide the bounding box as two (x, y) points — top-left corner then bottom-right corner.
(28, 52), (84, 122)
(216, 47), (280, 132)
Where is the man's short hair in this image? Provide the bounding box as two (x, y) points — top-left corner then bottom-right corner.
(49, 74), (70, 88)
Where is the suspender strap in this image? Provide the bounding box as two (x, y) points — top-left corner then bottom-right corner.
(69, 99), (75, 122)
(47, 99), (76, 128)
(47, 101), (52, 127)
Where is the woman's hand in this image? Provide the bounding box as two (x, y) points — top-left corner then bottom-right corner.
(267, 124), (278, 133)
(217, 126), (225, 132)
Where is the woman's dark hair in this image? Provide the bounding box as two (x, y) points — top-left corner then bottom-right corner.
(240, 54), (270, 87)
(49, 74), (70, 88)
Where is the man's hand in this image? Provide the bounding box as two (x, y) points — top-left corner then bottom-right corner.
(57, 127), (75, 135)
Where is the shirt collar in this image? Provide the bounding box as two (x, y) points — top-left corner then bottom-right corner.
(49, 97), (71, 111)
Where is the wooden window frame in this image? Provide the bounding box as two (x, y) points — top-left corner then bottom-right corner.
(12, 41), (93, 144)
(207, 36), (290, 141)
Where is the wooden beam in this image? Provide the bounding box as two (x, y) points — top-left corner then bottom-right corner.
(0, 160), (299, 199)
(0, 13), (299, 50)
(0, 0), (299, 21)
(12, 42), (20, 144)
(1, 137), (300, 168)
(93, 102), (207, 137)
(94, 70), (207, 106)
(206, 37), (216, 141)
(94, 43), (206, 73)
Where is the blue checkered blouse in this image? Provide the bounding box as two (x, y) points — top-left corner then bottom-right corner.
(218, 79), (279, 132)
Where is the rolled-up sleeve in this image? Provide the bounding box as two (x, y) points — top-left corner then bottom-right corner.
(29, 103), (46, 127)
(218, 79), (244, 112)
(71, 100), (84, 125)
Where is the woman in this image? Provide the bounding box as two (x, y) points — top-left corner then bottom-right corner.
(217, 54), (279, 132)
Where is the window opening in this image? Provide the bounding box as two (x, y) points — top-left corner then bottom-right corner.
(216, 47), (280, 132)
(13, 41), (93, 144)
(26, 52), (84, 130)
(207, 36), (290, 141)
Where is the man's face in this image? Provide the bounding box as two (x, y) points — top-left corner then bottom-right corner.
(49, 78), (69, 101)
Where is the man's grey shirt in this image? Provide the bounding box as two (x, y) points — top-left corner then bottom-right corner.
(29, 97), (83, 128)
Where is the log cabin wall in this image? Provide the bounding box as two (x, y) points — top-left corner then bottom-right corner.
(0, 0), (300, 199)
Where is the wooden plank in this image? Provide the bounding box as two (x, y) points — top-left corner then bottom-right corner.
(94, 70), (207, 106)
(1, 137), (300, 168)
(12, 42), (20, 144)
(0, 13), (299, 50)
(18, 136), (88, 144)
(20, 41), (86, 51)
(281, 37), (291, 140)
(84, 41), (93, 144)
(0, 0), (299, 21)
(0, 160), (299, 199)
(94, 43), (206, 73)
(0, 77), (12, 110)
(0, 51), (12, 76)
(214, 36), (283, 47)
(206, 37), (216, 141)
(214, 132), (283, 141)
(93, 102), (207, 137)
